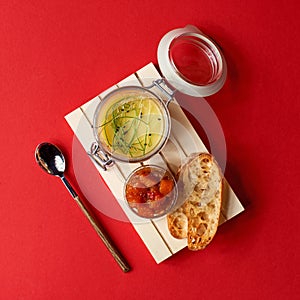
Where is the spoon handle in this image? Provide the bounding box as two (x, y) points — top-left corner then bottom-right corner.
(61, 176), (131, 273)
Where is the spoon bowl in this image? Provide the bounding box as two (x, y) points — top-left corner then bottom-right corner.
(35, 142), (65, 176)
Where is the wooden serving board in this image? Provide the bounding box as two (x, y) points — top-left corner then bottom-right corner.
(65, 63), (244, 263)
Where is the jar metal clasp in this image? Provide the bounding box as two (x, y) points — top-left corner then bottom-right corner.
(147, 79), (176, 106)
(88, 142), (114, 171)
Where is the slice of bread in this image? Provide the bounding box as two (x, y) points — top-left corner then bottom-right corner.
(167, 153), (223, 250)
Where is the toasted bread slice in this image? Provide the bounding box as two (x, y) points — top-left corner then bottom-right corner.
(167, 208), (188, 239)
(167, 153), (223, 250)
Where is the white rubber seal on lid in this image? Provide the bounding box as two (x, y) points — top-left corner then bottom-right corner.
(157, 25), (227, 97)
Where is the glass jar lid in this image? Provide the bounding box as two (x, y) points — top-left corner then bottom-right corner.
(157, 25), (227, 97)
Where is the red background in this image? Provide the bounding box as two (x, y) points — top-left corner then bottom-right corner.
(1, 1), (299, 299)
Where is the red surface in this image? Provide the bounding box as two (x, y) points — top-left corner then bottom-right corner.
(1, 1), (299, 299)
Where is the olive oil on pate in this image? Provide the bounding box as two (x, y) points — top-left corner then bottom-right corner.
(98, 96), (165, 160)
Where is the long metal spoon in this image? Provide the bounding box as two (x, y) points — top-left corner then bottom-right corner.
(35, 142), (130, 273)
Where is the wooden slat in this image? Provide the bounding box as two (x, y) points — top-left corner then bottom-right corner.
(159, 140), (185, 175)
(117, 73), (141, 87)
(135, 63), (162, 83)
(81, 96), (100, 125)
(222, 178), (245, 220)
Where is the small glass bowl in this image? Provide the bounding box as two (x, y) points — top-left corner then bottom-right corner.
(124, 165), (178, 219)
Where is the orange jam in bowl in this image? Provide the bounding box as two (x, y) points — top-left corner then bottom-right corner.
(124, 165), (177, 219)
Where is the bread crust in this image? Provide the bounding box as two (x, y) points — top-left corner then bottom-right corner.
(167, 153), (223, 250)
